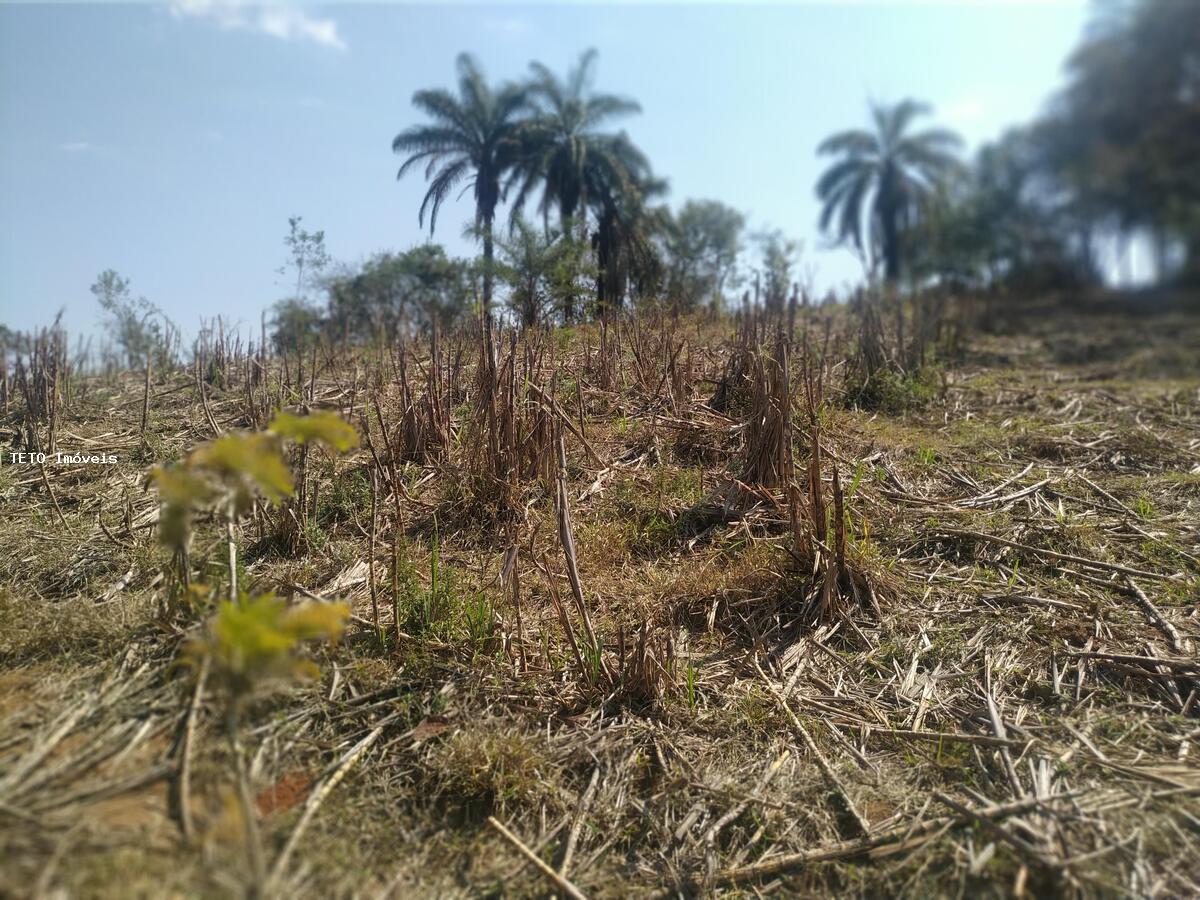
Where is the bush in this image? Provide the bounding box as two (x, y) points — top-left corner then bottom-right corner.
(846, 364), (940, 414)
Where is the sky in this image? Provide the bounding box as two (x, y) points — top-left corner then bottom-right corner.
(0, 0), (1093, 338)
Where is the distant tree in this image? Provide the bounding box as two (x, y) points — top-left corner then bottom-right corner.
(906, 128), (1099, 291)
(903, 179), (988, 291)
(496, 218), (595, 327)
(270, 298), (325, 354)
(327, 255), (405, 340)
(507, 49), (659, 317)
(816, 100), (964, 282)
(626, 203), (670, 309)
(546, 231), (598, 320)
(664, 199), (745, 311)
(327, 245), (472, 339)
(396, 244), (473, 331)
(754, 230), (801, 314)
(508, 49), (643, 234)
(592, 172), (667, 316)
(278, 216), (330, 303)
(90, 269), (167, 368)
(1036, 0), (1200, 283)
(495, 220), (557, 328)
(392, 54), (528, 314)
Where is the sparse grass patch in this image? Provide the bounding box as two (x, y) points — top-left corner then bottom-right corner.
(430, 722), (554, 817)
(845, 364), (941, 415)
(0, 590), (151, 665)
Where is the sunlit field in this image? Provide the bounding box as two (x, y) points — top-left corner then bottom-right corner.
(1, 1), (1198, 897)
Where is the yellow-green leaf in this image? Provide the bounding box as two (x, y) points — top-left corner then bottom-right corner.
(189, 432), (294, 502)
(148, 466), (216, 547)
(195, 593), (348, 698)
(283, 601), (349, 642)
(269, 411), (359, 453)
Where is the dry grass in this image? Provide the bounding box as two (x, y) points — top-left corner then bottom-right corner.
(1, 295), (1198, 898)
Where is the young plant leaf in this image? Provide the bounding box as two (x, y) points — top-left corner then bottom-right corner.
(269, 411), (359, 453)
(192, 592), (349, 699)
(189, 432), (295, 505)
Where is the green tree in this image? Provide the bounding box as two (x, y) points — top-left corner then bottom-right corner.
(396, 244), (473, 331)
(278, 216), (330, 303)
(664, 199), (745, 312)
(327, 255), (406, 339)
(508, 49), (642, 233)
(495, 218), (561, 327)
(816, 100), (963, 282)
(592, 172), (667, 315)
(392, 54), (528, 314)
(496, 218), (594, 327)
(507, 49), (657, 317)
(754, 230), (801, 314)
(328, 245), (472, 339)
(270, 297), (325, 354)
(1037, 0), (1200, 283)
(907, 129), (1087, 291)
(90, 269), (168, 368)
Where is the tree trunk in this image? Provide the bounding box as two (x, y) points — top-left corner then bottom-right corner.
(594, 226), (607, 318)
(562, 215), (578, 324)
(882, 192), (901, 283)
(1185, 232), (1200, 286)
(481, 212), (495, 315)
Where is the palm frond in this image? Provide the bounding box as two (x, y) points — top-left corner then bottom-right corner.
(418, 158), (471, 234)
(838, 173), (873, 251)
(818, 174), (860, 231)
(816, 157), (874, 199)
(817, 129), (878, 157)
(905, 126), (964, 151)
(527, 61), (567, 116)
(409, 89), (471, 134)
(395, 147), (448, 181)
(582, 94), (641, 128)
(877, 98), (931, 146)
(455, 53), (490, 119)
(569, 48), (599, 98)
(392, 125), (470, 157)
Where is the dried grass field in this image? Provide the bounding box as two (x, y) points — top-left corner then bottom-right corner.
(1, 293), (1198, 898)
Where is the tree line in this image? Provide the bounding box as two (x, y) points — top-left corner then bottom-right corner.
(376, 0), (1198, 339)
(839, 0), (1200, 291)
(65, 0), (1197, 363)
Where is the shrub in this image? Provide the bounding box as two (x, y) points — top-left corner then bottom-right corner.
(845, 364), (940, 414)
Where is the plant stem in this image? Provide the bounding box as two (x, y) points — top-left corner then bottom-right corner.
(227, 703), (266, 894)
(226, 508), (238, 603)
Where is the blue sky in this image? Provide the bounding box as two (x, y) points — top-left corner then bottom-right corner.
(0, 1), (1091, 337)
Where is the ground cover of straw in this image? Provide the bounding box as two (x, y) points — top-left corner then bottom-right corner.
(1, 297), (1198, 898)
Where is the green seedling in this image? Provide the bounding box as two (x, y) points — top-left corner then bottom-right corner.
(189, 592), (348, 891)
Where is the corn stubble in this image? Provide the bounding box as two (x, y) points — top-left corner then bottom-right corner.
(2, 293), (1198, 898)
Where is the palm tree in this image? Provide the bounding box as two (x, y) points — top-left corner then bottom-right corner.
(392, 54), (528, 314)
(507, 50), (658, 316)
(508, 49), (643, 234)
(816, 100), (963, 282)
(591, 167), (667, 314)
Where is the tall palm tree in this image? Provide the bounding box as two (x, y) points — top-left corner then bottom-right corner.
(816, 100), (963, 282)
(392, 54), (528, 314)
(508, 49), (643, 233)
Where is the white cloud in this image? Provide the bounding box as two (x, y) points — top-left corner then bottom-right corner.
(481, 15), (533, 40)
(58, 141), (91, 152)
(943, 97), (986, 125)
(169, 0), (346, 51)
